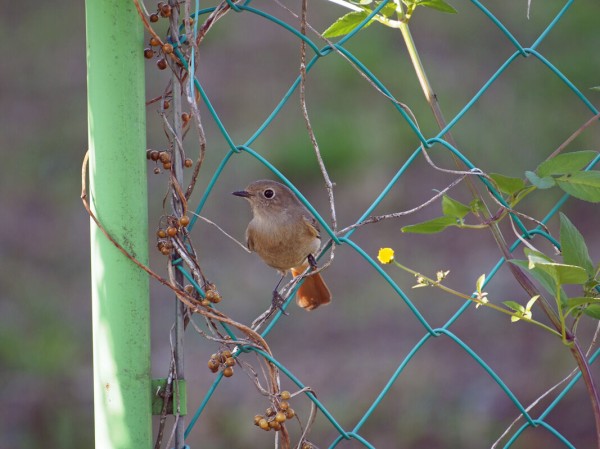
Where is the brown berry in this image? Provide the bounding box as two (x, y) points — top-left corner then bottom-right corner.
(149, 13), (159, 22)
(157, 229), (167, 238)
(159, 151), (171, 163)
(160, 246), (170, 255)
(160, 3), (172, 17)
(222, 366), (234, 377)
(149, 150), (160, 161)
(269, 420), (281, 430)
(253, 415), (263, 426)
(166, 226), (177, 237)
(201, 299), (211, 307)
(280, 390), (291, 400)
(279, 401), (289, 411)
(153, 167), (161, 174)
(275, 412), (286, 423)
(184, 284), (194, 294)
(149, 37), (161, 46)
(265, 407), (276, 417)
(206, 290), (221, 303)
(179, 215), (190, 227)
(162, 43), (174, 54)
(221, 350), (232, 359)
(181, 112), (190, 123)
(258, 418), (269, 431)
(163, 161), (172, 170)
(156, 58), (167, 70)
(225, 357), (235, 367)
(144, 48), (154, 59)
(208, 358), (220, 373)
(284, 408), (295, 420)
(184, 158), (193, 168)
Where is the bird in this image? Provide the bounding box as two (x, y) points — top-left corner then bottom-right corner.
(232, 179), (332, 311)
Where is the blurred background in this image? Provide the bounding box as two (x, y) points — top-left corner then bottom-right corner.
(1, 0), (599, 448)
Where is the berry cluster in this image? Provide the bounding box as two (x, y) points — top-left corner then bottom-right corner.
(143, 2), (179, 72)
(147, 149), (193, 175)
(155, 214), (190, 255)
(185, 283), (222, 307)
(208, 350), (235, 378)
(253, 391), (296, 432)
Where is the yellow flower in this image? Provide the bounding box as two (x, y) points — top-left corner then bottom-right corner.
(377, 247), (395, 264)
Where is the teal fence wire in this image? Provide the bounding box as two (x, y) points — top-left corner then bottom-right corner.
(144, 0), (600, 447)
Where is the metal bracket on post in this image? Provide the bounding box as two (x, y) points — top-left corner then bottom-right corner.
(151, 378), (188, 416)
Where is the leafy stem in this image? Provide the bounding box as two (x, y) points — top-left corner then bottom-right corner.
(389, 259), (562, 337)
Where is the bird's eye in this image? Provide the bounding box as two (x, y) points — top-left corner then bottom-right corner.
(263, 189), (275, 199)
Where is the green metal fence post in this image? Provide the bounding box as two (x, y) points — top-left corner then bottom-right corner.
(85, 0), (151, 448)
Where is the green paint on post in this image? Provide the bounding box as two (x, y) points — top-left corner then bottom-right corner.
(85, 1), (151, 448)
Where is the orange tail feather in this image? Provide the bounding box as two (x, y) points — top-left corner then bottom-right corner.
(291, 268), (332, 311)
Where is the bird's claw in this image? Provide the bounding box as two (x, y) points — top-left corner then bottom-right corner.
(272, 290), (289, 316)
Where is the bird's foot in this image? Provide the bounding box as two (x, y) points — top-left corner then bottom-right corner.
(271, 290), (289, 316)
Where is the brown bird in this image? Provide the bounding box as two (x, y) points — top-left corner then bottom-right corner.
(233, 179), (332, 311)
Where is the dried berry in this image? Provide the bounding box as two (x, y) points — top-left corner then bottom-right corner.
(184, 158), (193, 168)
(162, 43), (174, 54)
(222, 366), (234, 377)
(179, 215), (190, 227)
(208, 358), (220, 373)
(149, 37), (160, 46)
(160, 3), (172, 17)
(159, 151), (171, 163)
(156, 58), (167, 70)
(280, 390), (291, 400)
(144, 48), (154, 59)
(258, 418), (269, 431)
(149, 13), (159, 22)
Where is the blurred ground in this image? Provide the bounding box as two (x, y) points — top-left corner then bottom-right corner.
(1, 0), (599, 448)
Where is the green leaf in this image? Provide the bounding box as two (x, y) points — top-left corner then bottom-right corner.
(525, 170), (556, 189)
(536, 151), (597, 177)
(556, 171), (600, 203)
(523, 248), (553, 264)
(323, 10), (373, 38)
(510, 185), (536, 208)
(510, 259), (568, 305)
(489, 173), (526, 196)
(559, 213), (594, 276)
(503, 300), (525, 313)
(379, 2), (399, 17)
(584, 304), (600, 320)
(526, 256), (589, 286)
(401, 216), (457, 234)
(563, 296), (600, 316)
(415, 0), (457, 13)
(475, 274), (485, 293)
(442, 195), (471, 219)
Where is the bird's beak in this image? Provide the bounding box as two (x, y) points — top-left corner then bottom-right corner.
(232, 190), (251, 198)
